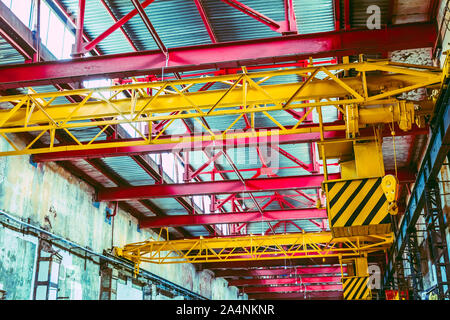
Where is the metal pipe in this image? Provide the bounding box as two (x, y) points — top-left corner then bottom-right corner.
(0, 209), (205, 300)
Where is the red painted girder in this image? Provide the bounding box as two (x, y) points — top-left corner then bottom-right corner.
(97, 173), (340, 201)
(247, 291), (343, 300)
(139, 208), (327, 228)
(32, 124), (428, 162)
(214, 266), (346, 277)
(189, 151), (223, 180)
(334, 0), (340, 31)
(220, 0), (282, 32)
(131, 0), (167, 54)
(201, 252), (387, 269)
(99, 0), (138, 51)
(194, 0), (217, 43)
(273, 145), (311, 171)
(284, 0), (297, 33)
(96, 167), (413, 202)
(242, 284), (342, 293)
(0, 22), (436, 90)
(229, 276), (342, 286)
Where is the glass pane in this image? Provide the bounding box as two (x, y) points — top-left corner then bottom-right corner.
(46, 12), (65, 58)
(37, 261), (49, 281)
(50, 262), (60, 284)
(62, 28), (75, 59)
(39, 2), (51, 46)
(11, 0), (32, 27)
(1, 0), (12, 9)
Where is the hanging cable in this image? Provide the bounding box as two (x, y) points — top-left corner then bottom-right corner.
(388, 120), (398, 178)
(161, 52), (169, 81)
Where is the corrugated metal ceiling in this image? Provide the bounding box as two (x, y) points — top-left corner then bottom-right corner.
(0, 0), (427, 237)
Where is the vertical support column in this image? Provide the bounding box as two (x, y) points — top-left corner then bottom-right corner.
(73, 0), (86, 57)
(394, 256), (409, 298)
(99, 259), (118, 300)
(424, 180), (450, 300)
(183, 152), (190, 182)
(406, 226), (424, 299)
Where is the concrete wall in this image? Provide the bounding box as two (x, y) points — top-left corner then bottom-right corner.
(0, 136), (245, 300)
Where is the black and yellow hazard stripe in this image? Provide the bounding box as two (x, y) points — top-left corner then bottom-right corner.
(342, 276), (372, 300)
(324, 177), (391, 237)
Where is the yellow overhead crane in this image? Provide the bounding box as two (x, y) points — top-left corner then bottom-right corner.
(114, 230), (393, 271)
(109, 59), (441, 273)
(0, 59), (440, 156)
(0, 58), (442, 299)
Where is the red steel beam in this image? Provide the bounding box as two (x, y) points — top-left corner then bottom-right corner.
(32, 124), (428, 163)
(131, 0), (167, 54)
(194, 0), (217, 43)
(74, 0), (86, 56)
(83, 0), (155, 52)
(97, 173), (340, 201)
(201, 253), (386, 269)
(220, 0), (282, 32)
(247, 291), (343, 300)
(229, 276), (342, 286)
(334, 0), (340, 31)
(284, 0), (298, 34)
(273, 145), (311, 171)
(139, 208), (327, 228)
(99, 0), (139, 51)
(242, 284), (342, 293)
(0, 22), (436, 90)
(344, 0), (350, 30)
(215, 266), (346, 277)
(204, 258), (341, 269)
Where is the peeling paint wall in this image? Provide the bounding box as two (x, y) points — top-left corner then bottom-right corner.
(0, 137), (245, 300)
(0, 228), (37, 300)
(389, 47), (433, 101)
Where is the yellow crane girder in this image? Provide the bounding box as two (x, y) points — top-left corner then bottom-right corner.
(113, 231), (394, 273)
(0, 60), (441, 156)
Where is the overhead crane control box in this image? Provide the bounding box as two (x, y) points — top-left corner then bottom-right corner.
(320, 138), (396, 238)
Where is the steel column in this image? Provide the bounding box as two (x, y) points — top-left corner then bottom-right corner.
(405, 226), (424, 299)
(384, 56), (450, 290)
(424, 180), (450, 299)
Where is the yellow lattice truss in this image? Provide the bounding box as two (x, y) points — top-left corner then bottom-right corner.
(113, 231), (394, 273)
(0, 60), (440, 156)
